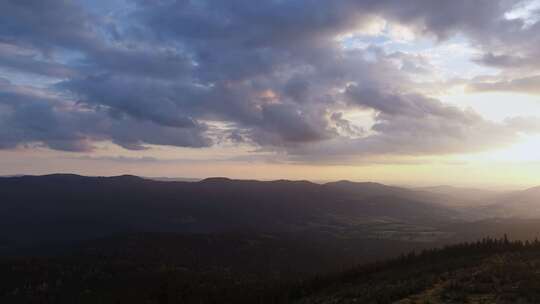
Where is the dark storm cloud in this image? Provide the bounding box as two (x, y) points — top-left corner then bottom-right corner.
(0, 79), (210, 151)
(464, 9), (540, 73)
(134, 0), (517, 45)
(373, 0), (517, 39)
(0, 44), (76, 78)
(60, 74), (200, 128)
(475, 53), (531, 69)
(0, 0), (538, 160)
(0, 0), (100, 52)
(345, 86), (471, 120)
(81, 47), (196, 80)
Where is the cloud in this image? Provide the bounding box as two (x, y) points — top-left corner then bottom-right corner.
(505, 116), (540, 133)
(0, 0), (100, 52)
(59, 74), (200, 128)
(0, 0), (538, 163)
(469, 75), (540, 94)
(279, 87), (525, 162)
(0, 79), (211, 151)
(0, 43), (76, 78)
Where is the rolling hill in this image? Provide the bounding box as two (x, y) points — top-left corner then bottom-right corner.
(0, 174), (462, 246)
(481, 186), (540, 218)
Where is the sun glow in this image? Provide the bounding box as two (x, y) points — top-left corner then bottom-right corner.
(473, 135), (540, 162)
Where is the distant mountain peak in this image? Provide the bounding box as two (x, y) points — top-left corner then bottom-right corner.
(329, 180), (384, 186)
(325, 180), (392, 190)
(111, 174), (143, 180)
(42, 173), (86, 178)
(106, 175), (146, 183)
(200, 177), (233, 183)
(524, 185), (540, 193)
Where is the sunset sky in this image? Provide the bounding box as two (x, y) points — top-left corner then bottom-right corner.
(2, 0), (540, 188)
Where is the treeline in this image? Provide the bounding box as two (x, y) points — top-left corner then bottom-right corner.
(389, 234), (540, 267)
(284, 234), (540, 304)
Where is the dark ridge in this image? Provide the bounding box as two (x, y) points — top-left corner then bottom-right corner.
(4, 174), (89, 183)
(325, 180), (393, 188)
(104, 174), (146, 182)
(3, 173), (145, 181)
(324, 180), (406, 194)
(270, 179), (317, 186)
(0, 173), (461, 245)
(27, 173), (87, 179)
(199, 177), (317, 187)
(200, 177), (234, 183)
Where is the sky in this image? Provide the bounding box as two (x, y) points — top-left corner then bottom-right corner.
(1, 0), (540, 188)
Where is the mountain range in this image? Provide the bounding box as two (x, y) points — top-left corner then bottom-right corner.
(2, 174), (540, 246)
